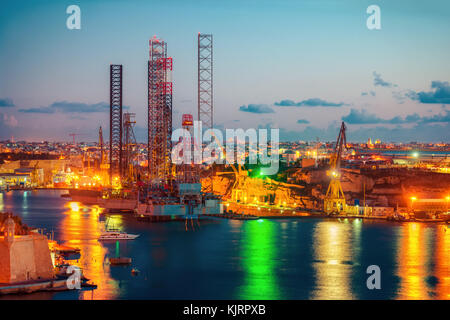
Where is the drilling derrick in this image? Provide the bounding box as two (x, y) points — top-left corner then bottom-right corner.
(176, 114), (199, 184)
(110, 64), (123, 185)
(324, 121), (347, 214)
(123, 112), (138, 183)
(148, 36), (173, 185)
(198, 33), (213, 131)
(198, 34), (214, 191)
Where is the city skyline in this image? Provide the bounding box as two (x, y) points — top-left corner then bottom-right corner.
(1, 0), (449, 142)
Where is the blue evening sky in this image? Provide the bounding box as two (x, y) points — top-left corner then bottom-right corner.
(0, 0), (449, 142)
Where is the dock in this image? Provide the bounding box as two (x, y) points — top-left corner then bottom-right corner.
(0, 278), (68, 295)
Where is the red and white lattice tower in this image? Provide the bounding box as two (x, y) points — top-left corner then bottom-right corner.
(148, 36), (173, 184)
(177, 114), (199, 183)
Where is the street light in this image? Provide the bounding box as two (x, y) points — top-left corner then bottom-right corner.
(410, 196), (417, 210)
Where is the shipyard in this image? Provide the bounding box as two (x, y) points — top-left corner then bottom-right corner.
(0, 0), (449, 303)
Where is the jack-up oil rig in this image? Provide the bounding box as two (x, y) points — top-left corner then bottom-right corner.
(71, 34), (222, 220)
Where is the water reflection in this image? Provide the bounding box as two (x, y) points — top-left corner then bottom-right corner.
(311, 221), (354, 299)
(396, 223), (429, 299)
(1, 190), (449, 300)
(239, 220), (280, 299)
(60, 201), (119, 300)
(434, 225), (450, 299)
(396, 223), (450, 299)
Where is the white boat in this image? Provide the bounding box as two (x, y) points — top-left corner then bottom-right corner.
(98, 230), (139, 241)
(98, 219), (139, 241)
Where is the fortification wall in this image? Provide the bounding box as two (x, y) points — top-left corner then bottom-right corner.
(0, 242), (11, 283)
(0, 234), (54, 283)
(9, 236), (37, 282)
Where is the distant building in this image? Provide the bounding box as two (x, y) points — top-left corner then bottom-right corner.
(0, 173), (30, 187)
(283, 150), (297, 164)
(412, 199), (449, 214)
(372, 207), (395, 217)
(301, 158), (316, 168)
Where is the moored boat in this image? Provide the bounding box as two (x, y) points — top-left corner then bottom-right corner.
(98, 230), (139, 241)
(109, 257), (132, 265)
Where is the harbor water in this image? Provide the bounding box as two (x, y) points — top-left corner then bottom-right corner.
(0, 190), (449, 300)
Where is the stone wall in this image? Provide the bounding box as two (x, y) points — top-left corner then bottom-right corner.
(32, 235), (54, 280)
(0, 234), (54, 283)
(0, 243), (11, 283)
(8, 236), (36, 282)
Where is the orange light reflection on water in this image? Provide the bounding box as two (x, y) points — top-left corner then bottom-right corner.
(396, 223), (427, 299)
(396, 223), (450, 299)
(311, 221), (354, 300)
(433, 225), (450, 299)
(60, 202), (119, 300)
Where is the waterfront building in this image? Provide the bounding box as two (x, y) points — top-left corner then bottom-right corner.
(0, 217), (54, 283)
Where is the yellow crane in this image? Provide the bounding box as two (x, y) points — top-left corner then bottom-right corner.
(324, 122), (347, 214)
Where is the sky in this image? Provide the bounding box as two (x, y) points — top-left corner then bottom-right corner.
(0, 0), (449, 142)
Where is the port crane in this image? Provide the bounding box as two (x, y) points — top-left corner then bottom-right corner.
(99, 126), (105, 166)
(324, 121), (347, 214)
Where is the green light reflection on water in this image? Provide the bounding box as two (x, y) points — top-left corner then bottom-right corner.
(115, 240), (120, 258)
(239, 219), (281, 299)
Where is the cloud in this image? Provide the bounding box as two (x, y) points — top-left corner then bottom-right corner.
(0, 98), (15, 107)
(342, 109), (393, 124)
(275, 98), (346, 107)
(259, 122), (449, 142)
(342, 108), (450, 125)
(18, 101), (130, 114)
(19, 107), (54, 113)
(297, 119), (310, 124)
(407, 81), (450, 104)
(373, 71), (397, 88)
(239, 104), (274, 114)
(418, 109), (450, 123)
(361, 91), (376, 97)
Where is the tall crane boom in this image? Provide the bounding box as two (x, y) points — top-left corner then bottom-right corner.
(329, 122), (347, 169)
(324, 122), (347, 214)
(99, 126), (104, 165)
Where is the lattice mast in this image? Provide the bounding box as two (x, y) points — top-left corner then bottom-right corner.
(148, 36), (173, 185)
(110, 64), (123, 185)
(198, 34), (214, 191)
(197, 34), (213, 130)
(123, 112), (138, 183)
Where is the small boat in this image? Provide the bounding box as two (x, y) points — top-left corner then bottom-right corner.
(131, 268), (140, 275)
(98, 218), (139, 241)
(109, 257), (132, 265)
(99, 230), (139, 241)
